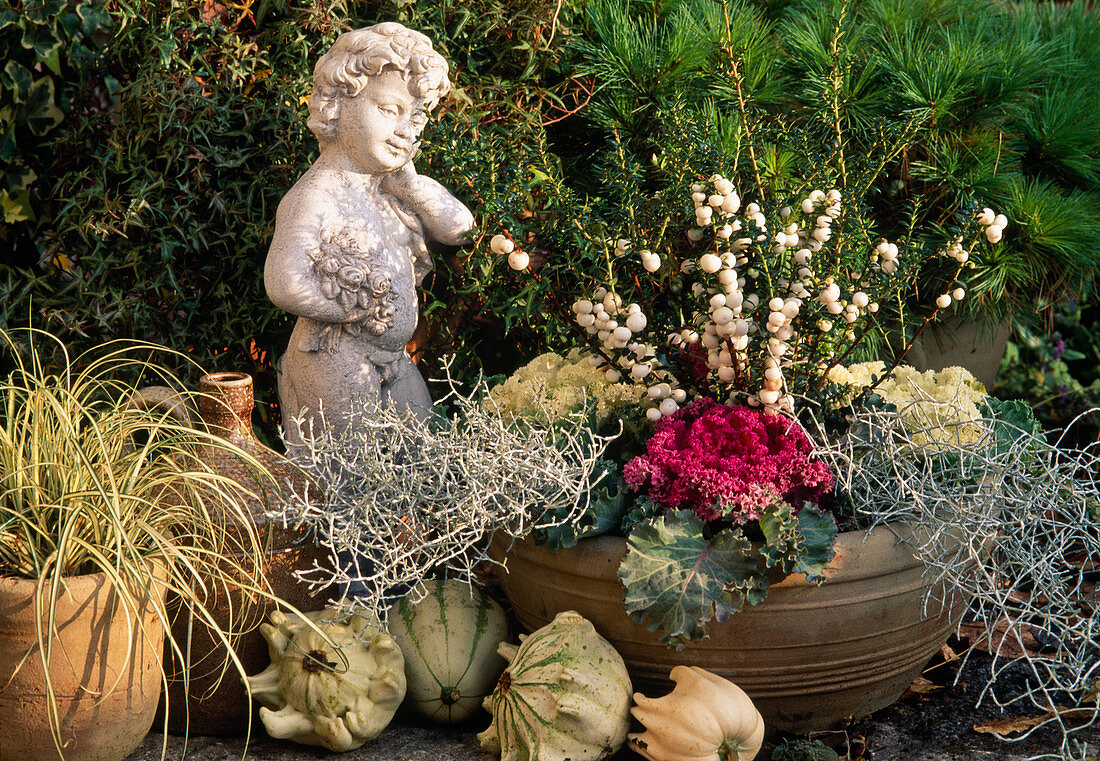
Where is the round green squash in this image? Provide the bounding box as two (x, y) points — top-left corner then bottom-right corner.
(387, 578), (508, 723)
(478, 610), (632, 761)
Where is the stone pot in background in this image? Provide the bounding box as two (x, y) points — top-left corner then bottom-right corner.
(906, 318), (1011, 390)
(490, 524), (967, 735)
(0, 565), (168, 761)
(137, 372), (321, 736)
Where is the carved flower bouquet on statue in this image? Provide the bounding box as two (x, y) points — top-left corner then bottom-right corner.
(481, 171), (1019, 732)
(310, 228), (398, 347)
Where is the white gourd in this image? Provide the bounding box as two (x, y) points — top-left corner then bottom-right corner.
(245, 607), (406, 752)
(479, 611), (632, 761)
(386, 578), (508, 723)
(628, 666), (765, 761)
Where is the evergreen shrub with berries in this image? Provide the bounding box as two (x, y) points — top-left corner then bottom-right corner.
(480, 146), (1009, 642)
(434, 0), (1022, 644)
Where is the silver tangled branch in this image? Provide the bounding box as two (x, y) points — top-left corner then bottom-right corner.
(811, 400), (1100, 760)
(271, 360), (615, 623)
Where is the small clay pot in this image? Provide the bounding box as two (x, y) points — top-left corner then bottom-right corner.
(907, 317), (1011, 390)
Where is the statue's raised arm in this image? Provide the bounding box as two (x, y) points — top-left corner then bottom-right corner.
(264, 23), (474, 448)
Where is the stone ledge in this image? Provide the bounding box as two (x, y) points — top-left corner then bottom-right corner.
(124, 653), (1099, 761)
(125, 724), (490, 761)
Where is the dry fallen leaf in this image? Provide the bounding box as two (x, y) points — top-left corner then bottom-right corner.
(200, 0), (229, 23)
(902, 675), (944, 699)
(957, 616), (1043, 659)
(973, 707), (1100, 736)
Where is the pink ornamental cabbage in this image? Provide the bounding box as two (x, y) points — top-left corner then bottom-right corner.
(622, 398), (834, 521)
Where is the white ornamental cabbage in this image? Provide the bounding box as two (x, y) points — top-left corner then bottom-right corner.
(479, 611), (632, 761)
(246, 607), (406, 752)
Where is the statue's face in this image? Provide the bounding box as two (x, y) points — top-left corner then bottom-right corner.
(334, 68), (430, 174)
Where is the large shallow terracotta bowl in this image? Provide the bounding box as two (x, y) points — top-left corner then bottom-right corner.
(490, 523), (966, 734)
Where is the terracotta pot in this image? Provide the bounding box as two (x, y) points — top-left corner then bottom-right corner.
(159, 537), (320, 737)
(0, 566), (167, 761)
(139, 372), (321, 736)
(490, 524), (966, 734)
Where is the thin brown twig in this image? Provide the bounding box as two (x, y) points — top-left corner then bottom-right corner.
(729, 56), (765, 199)
(543, 78), (595, 126)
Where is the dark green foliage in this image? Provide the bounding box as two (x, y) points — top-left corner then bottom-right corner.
(790, 505), (837, 580)
(5, 0), (1100, 443)
(532, 459), (628, 550)
(771, 737), (839, 761)
(619, 495), (661, 534)
(993, 301), (1100, 443)
(978, 395), (1041, 463)
(772, 0), (1100, 325)
(436, 0), (1100, 400)
(571, 0), (782, 146)
(0, 0), (110, 256)
(5, 1), (354, 440)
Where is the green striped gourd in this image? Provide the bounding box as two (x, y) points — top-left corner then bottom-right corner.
(386, 578), (508, 723)
(478, 611), (632, 761)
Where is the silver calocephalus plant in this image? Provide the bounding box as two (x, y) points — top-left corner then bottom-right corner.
(273, 364), (615, 622)
(812, 399), (1100, 761)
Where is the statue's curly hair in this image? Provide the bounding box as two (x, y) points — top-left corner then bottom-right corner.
(307, 23), (450, 142)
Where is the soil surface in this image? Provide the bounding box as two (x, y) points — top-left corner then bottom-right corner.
(124, 650), (1097, 761)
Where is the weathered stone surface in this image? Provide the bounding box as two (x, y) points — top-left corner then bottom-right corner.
(264, 22), (474, 450)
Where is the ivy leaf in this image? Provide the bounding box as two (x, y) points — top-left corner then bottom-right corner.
(0, 8), (19, 31)
(60, 8), (82, 38)
(619, 509), (760, 646)
(42, 47), (62, 76)
(0, 116), (17, 158)
(792, 505), (837, 584)
(25, 77), (64, 136)
(21, 26), (64, 62)
(1, 189), (33, 223)
(77, 3), (113, 40)
(3, 61), (33, 104)
(7, 166), (38, 189)
(26, 0), (66, 24)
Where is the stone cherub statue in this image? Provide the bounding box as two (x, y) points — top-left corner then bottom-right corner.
(265, 23), (474, 447)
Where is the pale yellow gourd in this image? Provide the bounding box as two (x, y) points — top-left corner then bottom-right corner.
(628, 666), (765, 761)
(246, 607), (406, 752)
